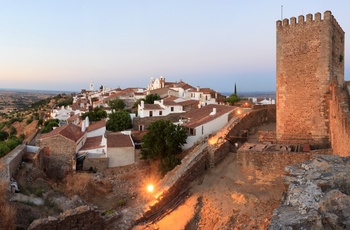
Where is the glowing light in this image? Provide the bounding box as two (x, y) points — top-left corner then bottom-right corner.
(209, 137), (217, 145)
(147, 184), (154, 193)
(237, 110), (241, 115)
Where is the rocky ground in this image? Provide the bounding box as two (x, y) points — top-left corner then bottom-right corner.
(11, 158), (161, 229)
(269, 154), (350, 229)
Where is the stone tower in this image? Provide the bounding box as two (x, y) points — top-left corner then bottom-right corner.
(276, 11), (345, 145)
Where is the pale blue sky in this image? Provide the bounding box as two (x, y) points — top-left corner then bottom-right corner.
(1, 1), (349, 93)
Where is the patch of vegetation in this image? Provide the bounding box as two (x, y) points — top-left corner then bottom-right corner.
(81, 107), (107, 122)
(339, 53), (344, 63)
(141, 120), (187, 175)
(106, 110), (132, 132)
(225, 93), (241, 106)
(104, 209), (115, 215)
(117, 199), (126, 207)
(41, 119), (59, 133)
(108, 98), (125, 111)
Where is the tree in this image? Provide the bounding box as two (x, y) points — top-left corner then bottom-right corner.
(9, 126), (17, 136)
(0, 142), (10, 157)
(0, 131), (9, 141)
(144, 94), (161, 104)
(108, 98), (125, 112)
(82, 107), (107, 122)
(41, 119), (59, 133)
(106, 110), (132, 132)
(141, 120), (187, 174)
(225, 93), (241, 106)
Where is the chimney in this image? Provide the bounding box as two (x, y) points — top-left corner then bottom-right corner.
(85, 116), (90, 127)
(209, 107), (217, 115)
(81, 120), (86, 132)
(196, 86), (200, 92)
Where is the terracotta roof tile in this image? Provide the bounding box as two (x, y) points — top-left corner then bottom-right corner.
(40, 123), (85, 142)
(143, 104), (164, 110)
(80, 136), (104, 150)
(86, 120), (107, 132)
(107, 133), (134, 148)
(181, 104), (235, 129)
(177, 100), (200, 106)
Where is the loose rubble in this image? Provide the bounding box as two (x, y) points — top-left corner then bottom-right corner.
(269, 155), (350, 229)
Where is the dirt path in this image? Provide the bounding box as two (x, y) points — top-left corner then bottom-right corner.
(136, 150), (312, 229)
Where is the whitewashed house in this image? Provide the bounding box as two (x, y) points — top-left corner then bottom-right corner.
(106, 133), (135, 167)
(180, 104), (235, 149)
(137, 99), (185, 118)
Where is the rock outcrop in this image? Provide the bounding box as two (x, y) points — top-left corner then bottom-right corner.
(269, 155), (350, 229)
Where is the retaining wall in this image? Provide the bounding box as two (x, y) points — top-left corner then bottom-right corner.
(0, 145), (26, 183)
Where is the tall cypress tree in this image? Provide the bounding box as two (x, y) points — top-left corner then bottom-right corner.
(234, 83), (237, 95)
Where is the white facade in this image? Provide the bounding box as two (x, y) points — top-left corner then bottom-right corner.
(183, 113), (229, 149)
(107, 146), (135, 167)
(137, 100), (185, 118)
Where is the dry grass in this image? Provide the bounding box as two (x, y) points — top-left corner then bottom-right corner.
(64, 173), (112, 200)
(0, 169), (17, 230)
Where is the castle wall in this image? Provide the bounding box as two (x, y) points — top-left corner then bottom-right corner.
(329, 80), (350, 156)
(276, 11), (344, 145)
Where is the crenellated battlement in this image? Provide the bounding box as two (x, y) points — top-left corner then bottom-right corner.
(276, 10), (345, 149)
(276, 10), (343, 33)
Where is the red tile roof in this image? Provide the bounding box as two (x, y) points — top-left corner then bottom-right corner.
(86, 120), (107, 132)
(67, 114), (80, 122)
(177, 100), (200, 106)
(143, 104), (164, 110)
(80, 136), (104, 150)
(40, 123), (85, 142)
(107, 133), (134, 148)
(181, 104), (235, 129)
(163, 95), (179, 101)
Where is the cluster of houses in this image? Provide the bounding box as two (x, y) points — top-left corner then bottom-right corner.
(37, 76), (273, 178)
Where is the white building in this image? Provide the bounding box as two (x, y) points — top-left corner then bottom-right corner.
(180, 104), (235, 149)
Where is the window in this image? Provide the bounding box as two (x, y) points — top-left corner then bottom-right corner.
(149, 111), (153, 117)
(171, 107), (174, 112)
(159, 111), (162, 116)
(189, 128), (196, 136)
(139, 125), (144, 131)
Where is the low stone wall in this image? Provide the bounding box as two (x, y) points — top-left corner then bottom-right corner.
(0, 145), (26, 183)
(29, 205), (116, 230)
(83, 157), (108, 171)
(227, 106), (276, 140)
(135, 144), (209, 224)
(258, 131), (277, 143)
(210, 140), (232, 166)
(268, 155), (350, 229)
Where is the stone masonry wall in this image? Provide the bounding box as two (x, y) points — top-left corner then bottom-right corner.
(28, 205), (116, 230)
(135, 144), (209, 225)
(276, 11), (344, 145)
(259, 131), (277, 143)
(0, 145), (26, 183)
(227, 106), (276, 140)
(83, 157), (108, 171)
(329, 79), (350, 156)
(39, 136), (76, 179)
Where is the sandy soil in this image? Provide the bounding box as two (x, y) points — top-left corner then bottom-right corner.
(135, 123), (313, 230)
